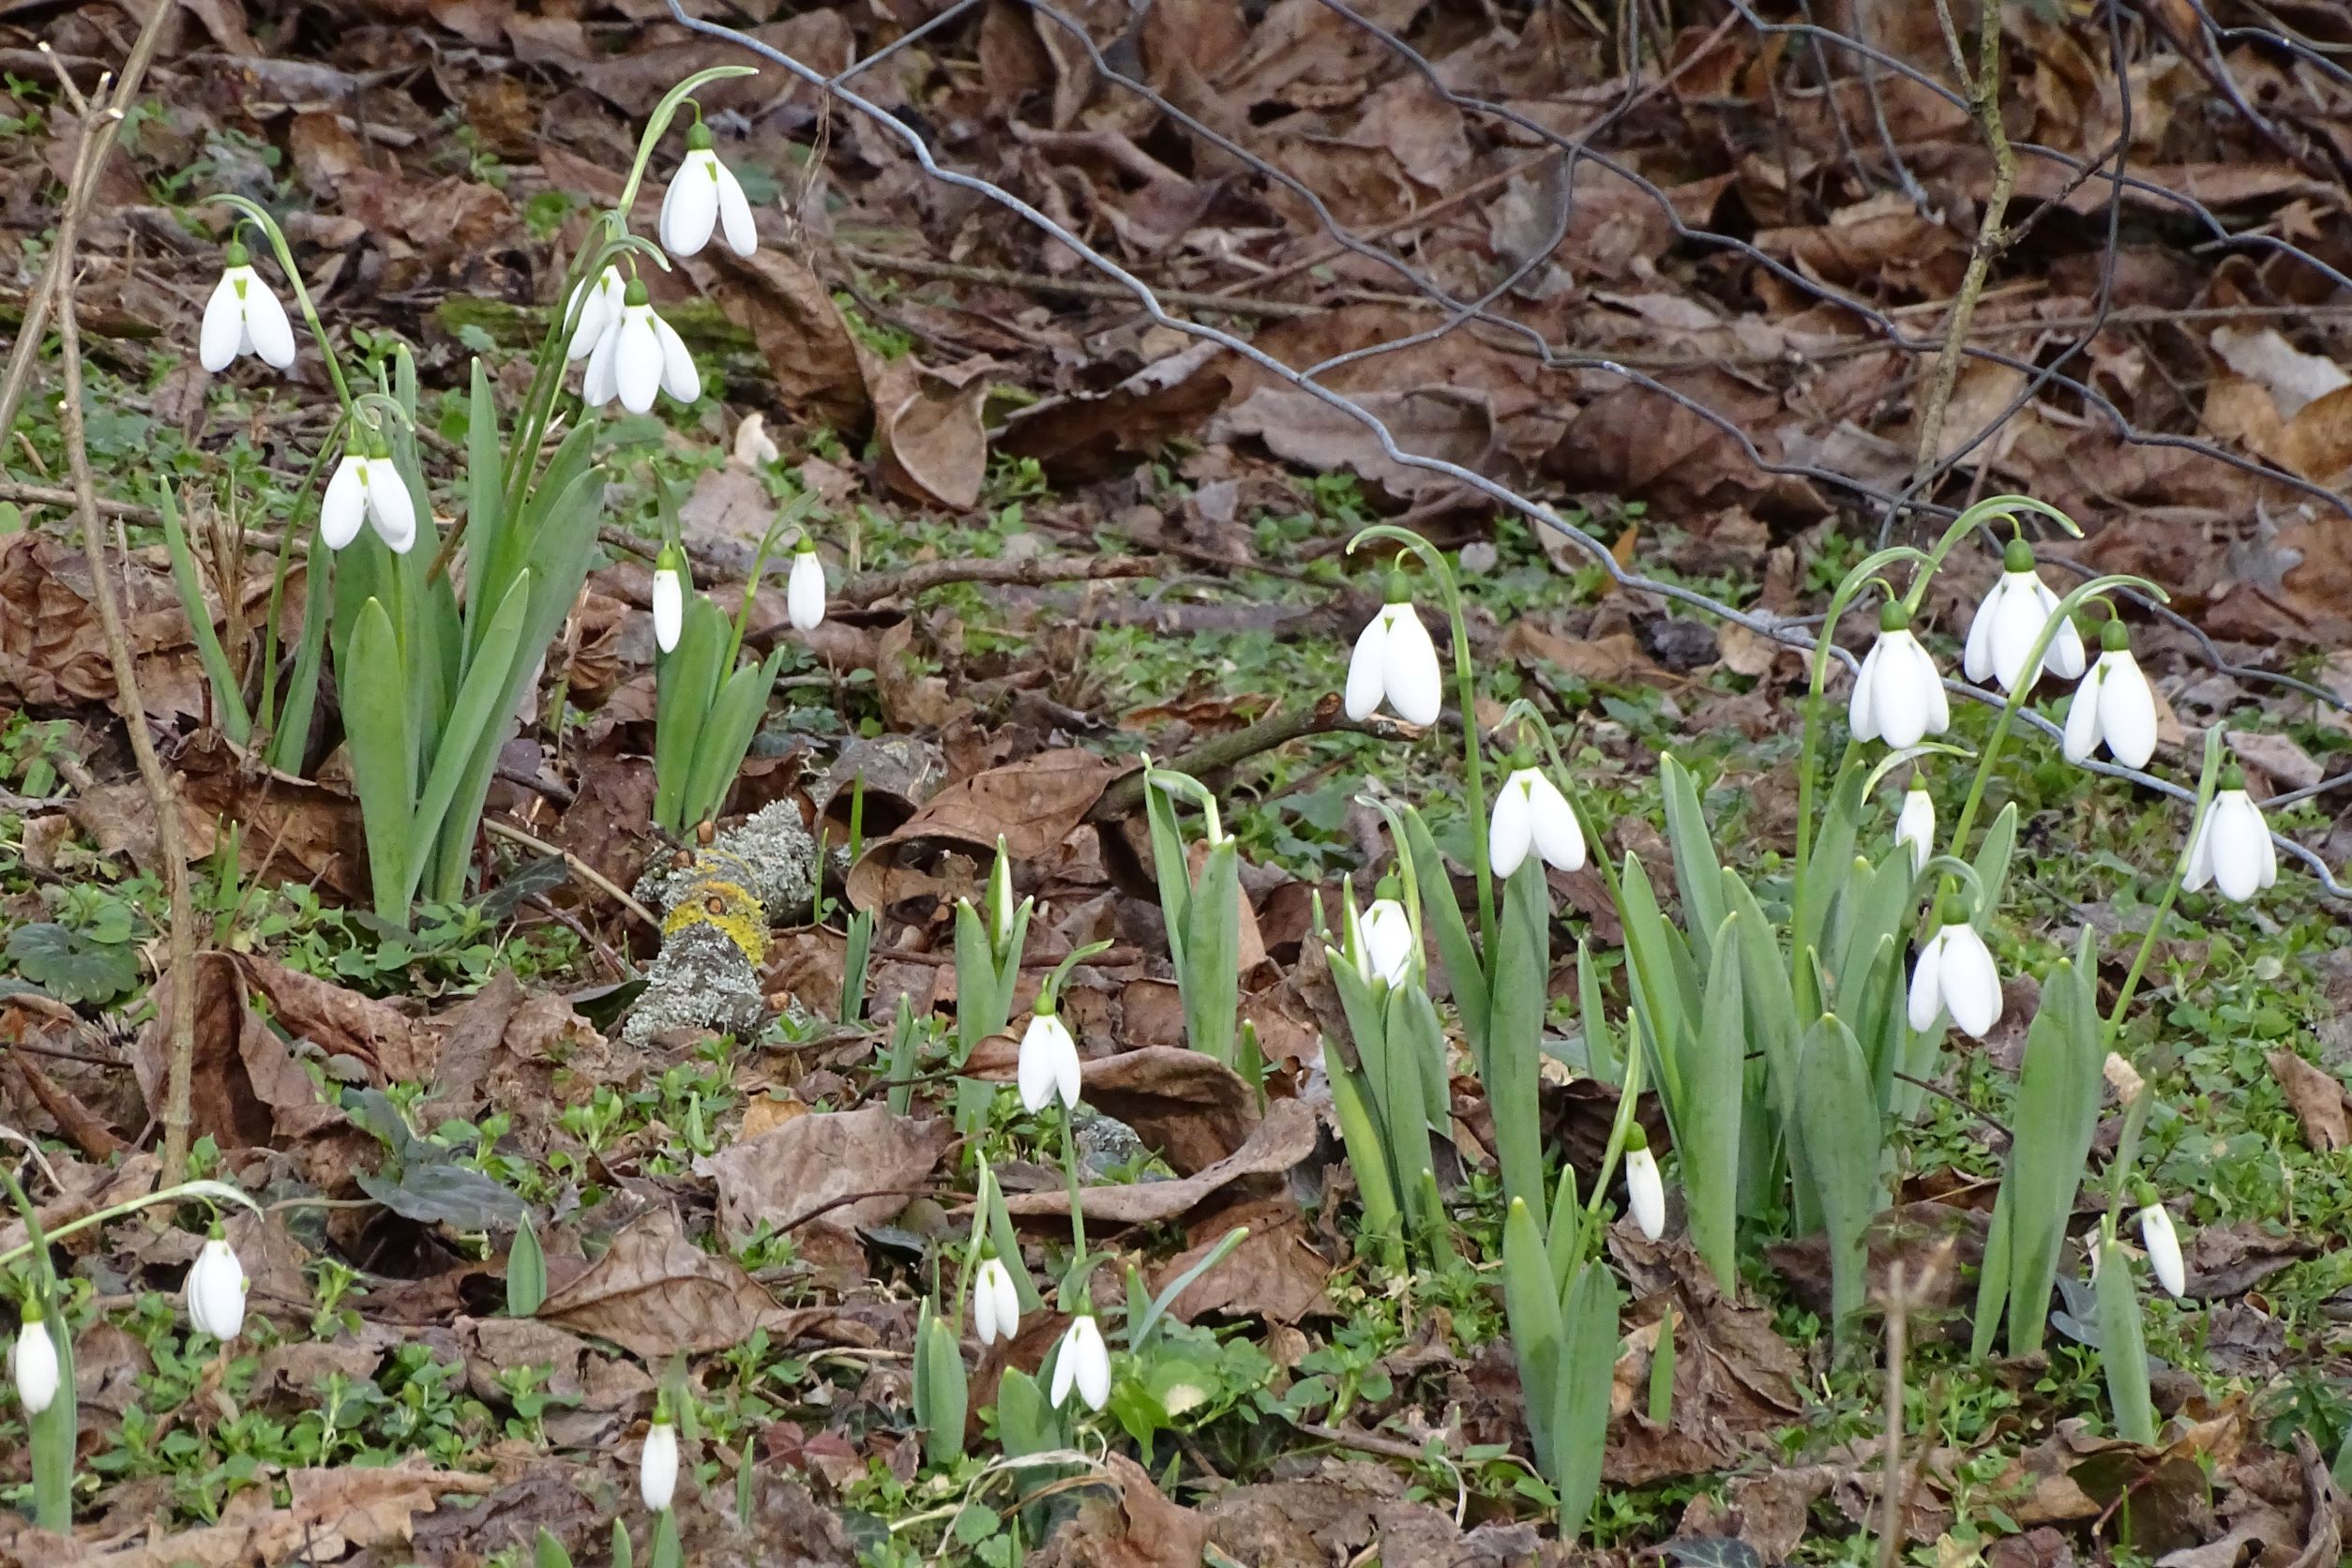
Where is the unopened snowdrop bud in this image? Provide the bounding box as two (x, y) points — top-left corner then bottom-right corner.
(186, 1229), (248, 1342)
(1964, 536), (2087, 691)
(320, 433), (417, 554)
(1848, 600), (1950, 748)
(582, 278), (701, 415)
(1622, 1130), (1666, 1242)
(1895, 783), (1936, 875)
(565, 265), (626, 362)
(11, 1304), (57, 1415)
(2136, 1195), (2187, 1300)
(972, 1257), (1021, 1346)
(2183, 764), (2277, 904)
(1049, 1313), (1111, 1411)
(652, 544), (686, 654)
(1343, 571), (1441, 727)
(1357, 882), (1414, 989)
(659, 119), (759, 260)
(787, 541), (826, 631)
(199, 238), (297, 373)
(1907, 897), (2001, 1038)
(641, 1409), (678, 1511)
(986, 837), (1018, 954)
(1489, 761), (1585, 878)
(1018, 1000), (1081, 1114)
(2061, 619), (2157, 769)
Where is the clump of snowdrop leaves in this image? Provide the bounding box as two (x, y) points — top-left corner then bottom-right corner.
(788, 539), (827, 632)
(1489, 759), (1586, 879)
(2184, 764), (2276, 904)
(199, 238), (296, 373)
(1848, 600), (1949, 747)
(1895, 781), (1936, 875)
(1344, 571), (1441, 726)
(1964, 535), (2087, 692)
(185, 1229), (248, 1342)
(2062, 619), (2157, 769)
(1050, 1312), (1112, 1411)
(1907, 897), (2001, 1039)
(580, 277), (701, 415)
(658, 119), (758, 260)
(1018, 996), (1081, 1114)
(10, 1303), (57, 1415)
(320, 431), (417, 554)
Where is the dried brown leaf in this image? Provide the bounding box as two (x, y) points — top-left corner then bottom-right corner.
(1003, 1096), (1316, 1225)
(539, 1207), (798, 1360)
(707, 1105), (952, 1244)
(2267, 1049), (2350, 1153)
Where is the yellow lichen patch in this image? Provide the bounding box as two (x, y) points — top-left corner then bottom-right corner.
(660, 872), (770, 965)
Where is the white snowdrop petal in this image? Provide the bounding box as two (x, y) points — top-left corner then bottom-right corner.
(614, 309), (663, 415)
(788, 550), (826, 631)
(1877, 635), (1929, 749)
(1068, 1317), (1111, 1411)
(1624, 1147), (1666, 1242)
(2209, 792), (2268, 903)
(653, 313), (701, 404)
(714, 158), (759, 257)
(2182, 804), (2215, 893)
(1907, 935), (1945, 1033)
(200, 272), (246, 372)
(641, 1423), (678, 1511)
(581, 317), (623, 407)
(1343, 615), (1387, 721)
(1382, 606), (1442, 726)
(362, 460), (417, 554)
(1896, 789), (1935, 875)
(1962, 586), (1998, 684)
(1488, 774), (1534, 879)
(2138, 1204), (2186, 1300)
(13, 1319), (57, 1414)
(1848, 639), (1884, 741)
(1527, 773), (1587, 871)
(244, 278), (297, 369)
(321, 457), (368, 550)
(1940, 924), (2002, 1038)
(1360, 899), (1413, 988)
(2099, 652), (2158, 768)
(660, 151), (720, 257)
(2061, 666), (2103, 763)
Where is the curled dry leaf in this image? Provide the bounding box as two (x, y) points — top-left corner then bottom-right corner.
(1002, 1096), (1317, 1225)
(707, 1104), (954, 1244)
(847, 748), (1119, 911)
(2265, 1049), (2350, 1153)
(134, 952), (352, 1152)
(538, 1206), (801, 1361)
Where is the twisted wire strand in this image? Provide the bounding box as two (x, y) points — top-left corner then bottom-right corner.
(663, 0), (2347, 897)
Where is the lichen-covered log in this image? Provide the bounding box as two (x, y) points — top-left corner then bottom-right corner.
(624, 801), (821, 1046)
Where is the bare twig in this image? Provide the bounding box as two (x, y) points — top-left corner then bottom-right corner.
(0, 11), (175, 457)
(53, 121), (201, 1184)
(482, 817), (661, 931)
(838, 247), (1344, 320)
(1086, 693), (1418, 822)
(835, 553), (1158, 610)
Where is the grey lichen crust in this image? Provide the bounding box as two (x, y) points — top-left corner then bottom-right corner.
(622, 802), (823, 1047)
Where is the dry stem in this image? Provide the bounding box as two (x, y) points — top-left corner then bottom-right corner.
(53, 125), (201, 1184)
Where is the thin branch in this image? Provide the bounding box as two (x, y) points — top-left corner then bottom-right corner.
(1087, 693), (1418, 822)
(835, 553), (1158, 610)
(54, 129), (201, 1184)
(482, 817), (661, 931)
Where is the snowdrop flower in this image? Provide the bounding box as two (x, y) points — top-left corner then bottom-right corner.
(1018, 1001), (1080, 1113)
(652, 544), (686, 654)
(199, 238), (296, 373)
(1848, 601), (1949, 748)
(1050, 1313), (1111, 1411)
(659, 120), (758, 260)
(2061, 620), (2157, 769)
(11, 1305), (57, 1415)
(1489, 762), (1585, 879)
(1357, 886), (1414, 989)
(1623, 1136), (1666, 1242)
(565, 265), (626, 362)
(185, 1230), (248, 1342)
(1907, 899), (2001, 1038)
(321, 439), (417, 554)
(2136, 1197), (2187, 1300)
(641, 1413), (678, 1511)
(1964, 537), (2087, 692)
(581, 278), (701, 415)
(2183, 765), (2276, 904)
(1895, 783), (1935, 875)
(788, 541), (826, 631)
(972, 1257), (1021, 1347)
(1343, 574), (1441, 727)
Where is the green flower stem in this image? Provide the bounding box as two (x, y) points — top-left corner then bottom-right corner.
(0, 1178), (261, 1272)
(253, 424), (342, 739)
(723, 494), (818, 673)
(1146, 766), (1224, 841)
(1061, 1103), (1087, 1262)
(1898, 494), (2084, 617)
(1939, 571), (2170, 859)
(1348, 523), (1495, 958)
(612, 67), (759, 220)
(949, 1160), (997, 1322)
(204, 197), (354, 414)
(2103, 727), (2224, 1048)
(1792, 545), (1932, 897)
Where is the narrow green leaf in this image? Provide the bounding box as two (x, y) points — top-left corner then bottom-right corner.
(682, 654), (776, 829)
(1795, 1014), (1879, 1346)
(1135, 1226), (1247, 1351)
(1500, 1197), (1564, 1481)
(159, 481), (252, 743)
(654, 593), (726, 834)
(1616, 852), (1688, 1111)
(344, 596), (415, 924)
(1183, 837), (1242, 1065)
(1327, 1053), (1403, 1267)
(648, 1508), (680, 1568)
(464, 359), (508, 651)
(1969, 1186), (2013, 1362)
(919, 1306), (968, 1467)
(2095, 1238), (2158, 1444)
(1576, 937), (1618, 1086)
(1659, 756), (1726, 971)
(611, 1518), (633, 1568)
(506, 1214), (547, 1317)
(1648, 1304), (1676, 1427)
(1142, 768), (1191, 970)
(1402, 804), (1487, 1062)
(2000, 957), (2104, 1357)
(535, 1525), (575, 1568)
(1554, 1259), (1621, 1544)
(1681, 912), (1746, 1291)
(265, 530), (332, 773)
(403, 567), (533, 906)
(839, 910), (874, 1025)
(1488, 859), (1551, 1228)
(1970, 801), (2019, 914)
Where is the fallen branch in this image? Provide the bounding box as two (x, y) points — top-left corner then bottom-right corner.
(1087, 693), (1419, 822)
(53, 113), (201, 1184)
(0, 481), (158, 522)
(481, 818), (660, 931)
(837, 553), (1157, 610)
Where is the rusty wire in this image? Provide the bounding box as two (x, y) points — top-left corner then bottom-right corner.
(665, 0), (2352, 897)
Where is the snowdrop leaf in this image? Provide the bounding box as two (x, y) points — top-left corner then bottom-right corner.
(1617, 853), (1694, 1110)
(1500, 1198), (1564, 1481)
(1489, 861), (1551, 1227)
(1795, 1014), (1878, 1345)
(1681, 913), (1746, 1292)
(1553, 1259), (1621, 1544)
(465, 359), (507, 596)
(653, 593), (726, 834)
(1970, 801), (2019, 915)
(344, 596), (416, 922)
(683, 649), (784, 831)
(2094, 1237), (2158, 1444)
(1400, 804), (1486, 1057)
(1326, 1059), (1403, 1265)
(1660, 756), (1726, 971)
(404, 568), (532, 907)
(1993, 956), (2103, 1358)
(1180, 837), (1242, 1066)
(1575, 938), (1618, 1086)
(507, 1214), (547, 1318)
(160, 481), (251, 745)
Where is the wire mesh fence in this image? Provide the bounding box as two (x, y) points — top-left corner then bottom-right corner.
(670, 0), (2352, 895)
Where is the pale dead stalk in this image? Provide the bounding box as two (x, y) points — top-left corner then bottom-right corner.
(53, 119), (201, 1184)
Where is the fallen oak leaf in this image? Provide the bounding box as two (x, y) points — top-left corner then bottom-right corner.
(538, 1206), (801, 1360)
(2266, 1049), (2349, 1153)
(1002, 1097), (1316, 1226)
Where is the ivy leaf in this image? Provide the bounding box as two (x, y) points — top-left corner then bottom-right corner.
(4, 923), (138, 1005)
(1659, 1540), (1764, 1568)
(356, 1159), (527, 1230)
